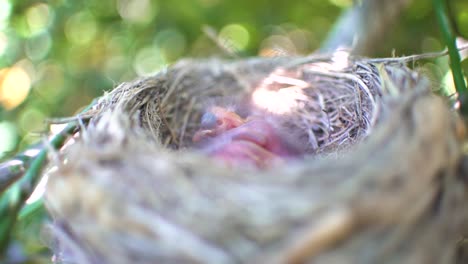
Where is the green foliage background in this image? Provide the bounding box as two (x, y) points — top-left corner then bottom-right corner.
(0, 0), (467, 262)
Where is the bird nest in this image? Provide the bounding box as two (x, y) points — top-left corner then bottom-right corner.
(44, 54), (468, 264)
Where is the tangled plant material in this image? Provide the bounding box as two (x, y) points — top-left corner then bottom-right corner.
(45, 54), (468, 264)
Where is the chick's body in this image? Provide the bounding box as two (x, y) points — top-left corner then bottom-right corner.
(193, 107), (301, 168)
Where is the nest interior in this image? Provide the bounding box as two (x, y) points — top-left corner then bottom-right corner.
(44, 55), (468, 264)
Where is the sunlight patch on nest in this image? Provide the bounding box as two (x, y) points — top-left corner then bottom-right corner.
(251, 73), (309, 115)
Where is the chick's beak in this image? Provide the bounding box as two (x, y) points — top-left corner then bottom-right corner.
(193, 129), (215, 142)
(193, 107), (245, 143)
(210, 107), (245, 130)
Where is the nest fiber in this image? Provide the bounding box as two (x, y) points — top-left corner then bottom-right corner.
(44, 55), (468, 264)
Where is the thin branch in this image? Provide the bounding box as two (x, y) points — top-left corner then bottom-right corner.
(320, 0), (412, 55)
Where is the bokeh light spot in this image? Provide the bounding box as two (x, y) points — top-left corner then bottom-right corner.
(328, 0), (352, 8)
(0, 121), (18, 158)
(0, 66), (31, 110)
(219, 24), (250, 51)
(288, 29), (312, 54)
(34, 62), (64, 101)
(134, 46), (166, 76)
(118, 0), (157, 24)
(16, 59), (36, 85)
(459, 12), (468, 38)
(25, 32), (52, 61)
(65, 12), (97, 45)
(18, 108), (45, 134)
(105, 55), (128, 82)
(0, 0), (11, 22)
(421, 37), (442, 53)
(155, 29), (187, 61)
(260, 35), (296, 56)
(0, 32), (7, 56)
(26, 3), (53, 36)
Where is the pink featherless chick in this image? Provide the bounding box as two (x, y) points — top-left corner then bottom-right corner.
(193, 106), (301, 169)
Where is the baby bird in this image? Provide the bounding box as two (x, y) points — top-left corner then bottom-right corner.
(193, 106), (301, 168)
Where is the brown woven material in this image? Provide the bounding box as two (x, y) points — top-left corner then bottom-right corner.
(44, 55), (468, 264)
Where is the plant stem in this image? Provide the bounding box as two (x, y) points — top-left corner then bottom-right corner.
(433, 0), (468, 113)
(0, 101), (95, 255)
(0, 122), (75, 253)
